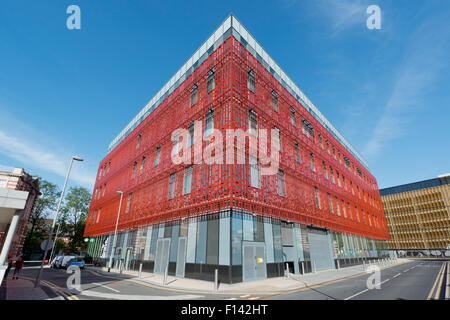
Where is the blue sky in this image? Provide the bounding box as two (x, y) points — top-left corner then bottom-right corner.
(0, 0), (449, 193)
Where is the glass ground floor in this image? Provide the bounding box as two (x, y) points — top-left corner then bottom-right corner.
(87, 209), (390, 284)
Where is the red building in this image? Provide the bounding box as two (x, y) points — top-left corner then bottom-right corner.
(85, 15), (390, 283)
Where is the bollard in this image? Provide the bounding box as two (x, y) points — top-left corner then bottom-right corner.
(120, 260), (123, 274)
(214, 269), (218, 291)
(163, 264), (168, 286)
(286, 263), (290, 278)
(313, 260), (317, 274)
(363, 261), (366, 271)
(301, 261), (305, 275)
(139, 263), (143, 279)
(337, 260), (340, 270)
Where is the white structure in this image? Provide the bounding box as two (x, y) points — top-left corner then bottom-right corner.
(0, 188), (29, 286)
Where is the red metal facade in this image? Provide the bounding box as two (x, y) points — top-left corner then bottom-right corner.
(84, 35), (390, 241)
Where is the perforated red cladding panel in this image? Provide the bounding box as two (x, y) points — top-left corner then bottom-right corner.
(84, 36), (390, 241)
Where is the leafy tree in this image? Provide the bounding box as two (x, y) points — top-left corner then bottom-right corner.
(58, 186), (91, 251)
(23, 178), (60, 253)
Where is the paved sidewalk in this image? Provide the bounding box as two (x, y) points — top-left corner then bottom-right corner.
(89, 258), (409, 294)
(1, 273), (63, 300)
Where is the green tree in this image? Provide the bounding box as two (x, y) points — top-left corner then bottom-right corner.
(58, 186), (91, 252)
(23, 178), (60, 253)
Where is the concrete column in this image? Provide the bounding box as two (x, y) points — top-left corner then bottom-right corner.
(0, 210), (22, 266)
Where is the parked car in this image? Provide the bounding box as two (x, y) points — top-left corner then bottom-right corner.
(50, 256), (65, 269)
(67, 257), (85, 269)
(60, 255), (76, 269)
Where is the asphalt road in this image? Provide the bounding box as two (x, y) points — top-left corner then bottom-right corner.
(264, 260), (447, 300)
(20, 263), (234, 300)
(19, 259), (447, 300)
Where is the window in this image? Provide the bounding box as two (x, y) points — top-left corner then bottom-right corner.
(335, 197), (340, 216)
(318, 133), (323, 148)
(330, 167), (335, 184)
(344, 155), (350, 168)
(92, 210), (97, 225)
(351, 181), (354, 195)
(207, 68), (215, 93)
(272, 90), (278, 112)
(103, 165), (106, 177)
(362, 209), (366, 224)
(172, 133), (180, 157)
(132, 161), (137, 179)
(337, 171), (341, 187)
(154, 146), (161, 167)
(328, 194), (333, 214)
(342, 200), (347, 218)
(290, 107), (296, 127)
(103, 184), (106, 196)
(204, 109), (214, 137)
(323, 162), (328, 179)
(183, 166), (193, 195)
(126, 193), (132, 214)
(355, 206), (360, 222)
(98, 167), (103, 179)
(314, 187), (320, 209)
(168, 173), (176, 199)
(248, 68), (255, 92)
(310, 153), (315, 172)
(190, 84), (198, 106)
(140, 156), (146, 175)
(343, 175), (346, 190)
(249, 110), (257, 136)
(98, 186), (102, 200)
(294, 142), (301, 163)
(278, 170), (285, 196)
(108, 160), (111, 173)
(348, 203), (352, 220)
(274, 127), (281, 151)
(96, 208), (101, 223)
(137, 133), (142, 149)
(326, 139), (330, 154)
(332, 145), (336, 158)
(250, 155), (260, 188)
(301, 117), (314, 139)
(188, 123), (195, 147)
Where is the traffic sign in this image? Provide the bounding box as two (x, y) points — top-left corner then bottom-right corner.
(40, 239), (54, 251)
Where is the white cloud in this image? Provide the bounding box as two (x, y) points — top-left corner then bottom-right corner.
(0, 130), (95, 188)
(363, 14), (450, 158)
(315, 0), (367, 35)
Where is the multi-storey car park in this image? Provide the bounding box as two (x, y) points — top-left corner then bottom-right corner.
(84, 15), (390, 283)
(380, 174), (450, 256)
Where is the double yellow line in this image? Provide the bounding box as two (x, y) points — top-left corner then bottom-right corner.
(427, 262), (446, 300)
(21, 276), (79, 300)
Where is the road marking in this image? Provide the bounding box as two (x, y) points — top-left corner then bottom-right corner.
(78, 290), (204, 300)
(240, 294), (250, 298)
(380, 279), (390, 285)
(92, 282), (120, 293)
(344, 289), (369, 300)
(248, 297), (260, 300)
(427, 262), (445, 300)
(393, 273), (401, 278)
(227, 298), (237, 300)
(434, 263), (446, 300)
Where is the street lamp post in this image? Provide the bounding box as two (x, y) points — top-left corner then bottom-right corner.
(35, 155), (83, 288)
(108, 191), (123, 272)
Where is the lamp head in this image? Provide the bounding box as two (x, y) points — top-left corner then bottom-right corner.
(72, 156), (84, 162)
